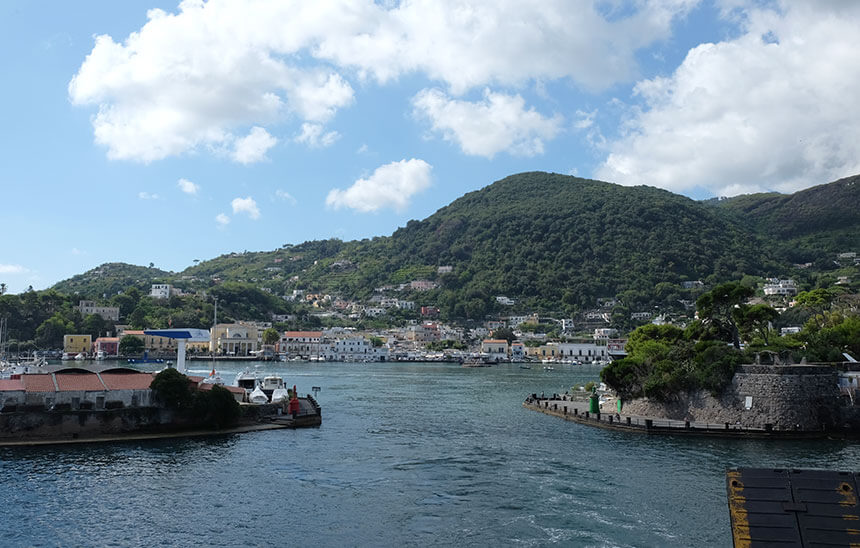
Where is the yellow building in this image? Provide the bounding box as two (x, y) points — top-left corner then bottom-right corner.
(121, 330), (178, 352)
(63, 334), (92, 355)
(526, 343), (559, 359)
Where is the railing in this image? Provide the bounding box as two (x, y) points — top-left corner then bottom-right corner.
(523, 396), (818, 435)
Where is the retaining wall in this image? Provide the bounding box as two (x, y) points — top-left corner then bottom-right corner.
(622, 365), (843, 431)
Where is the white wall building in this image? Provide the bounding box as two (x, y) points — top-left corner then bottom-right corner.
(149, 284), (171, 299)
(325, 337), (389, 362)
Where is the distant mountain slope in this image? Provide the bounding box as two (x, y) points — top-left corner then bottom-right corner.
(347, 172), (774, 312)
(51, 172), (858, 318)
(709, 174), (860, 262)
(52, 263), (171, 297)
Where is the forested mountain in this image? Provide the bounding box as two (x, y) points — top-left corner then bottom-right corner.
(706, 174), (860, 263)
(49, 172), (859, 320)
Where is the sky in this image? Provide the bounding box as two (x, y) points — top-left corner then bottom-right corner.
(1, 0), (859, 295)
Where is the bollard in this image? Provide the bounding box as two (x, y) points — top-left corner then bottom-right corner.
(685, 420), (690, 429)
(725, 422), (730, 430)
(609, 415), (613, 424)
(544, 402), (548, 408)
(596, 412), (601, 421)
(645, 419), (653, 429)
(574, 408), (578, 416)
(563, 406), (567, 415)
(553, 404), (557, 411)
(585, 411), (589, 419)
(626, 416), (631, 426)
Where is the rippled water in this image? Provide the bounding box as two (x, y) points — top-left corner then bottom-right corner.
(2, 361), (858, 547)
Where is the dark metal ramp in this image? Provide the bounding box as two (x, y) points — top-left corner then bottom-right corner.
(726, 468), (860, 547)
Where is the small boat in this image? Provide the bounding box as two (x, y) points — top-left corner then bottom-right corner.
(200, 367), (224, 385)
(95, 350), (106, 361)
(271, 386), (290, 404)
(260, 375), (285, 399)
(519, 365), (532, 369)
(248, 384), (269, 404)
(74, 353), (86, 361)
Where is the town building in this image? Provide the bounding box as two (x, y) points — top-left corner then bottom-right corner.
(63, 335), (92, 356)
(481, 339), (509, 361)
(210, 323), (259, 356)
(510, 342), (526, 361)
(120, 330), (179, 353)
(149, 284), (171, 299)
(93, 337), (119, 356)
(421, 306), (440, 318)
(527, 342), (608, 363)
(77, 301), (120, 322)
(279, 331), (323, 359)
(407, 323), (441, 343)
(763, 279), (798, 296)
(324, 337), (389, 362)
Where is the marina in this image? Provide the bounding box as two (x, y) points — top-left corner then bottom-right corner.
(2, 360), (858, 546)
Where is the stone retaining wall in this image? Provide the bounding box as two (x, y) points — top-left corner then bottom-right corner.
(622, 365), (843, 431)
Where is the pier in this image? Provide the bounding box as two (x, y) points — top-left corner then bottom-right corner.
(523, 395), (831, 439)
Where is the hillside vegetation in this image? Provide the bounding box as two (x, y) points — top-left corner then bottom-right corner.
(48, 172), (859, 321)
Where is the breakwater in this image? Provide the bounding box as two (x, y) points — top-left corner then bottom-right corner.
(523, 396), (828, 438)
(0, 398), (321, 445)
(525, 364), (860, 437)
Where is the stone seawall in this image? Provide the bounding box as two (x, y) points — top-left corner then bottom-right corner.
(0, 407), (184, 441)
(622, 365), (842, 431)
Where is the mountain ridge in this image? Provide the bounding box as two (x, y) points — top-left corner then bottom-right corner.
(51, 172), (859, 318)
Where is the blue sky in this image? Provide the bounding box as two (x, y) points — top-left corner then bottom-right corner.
(2, 0), (859, 295)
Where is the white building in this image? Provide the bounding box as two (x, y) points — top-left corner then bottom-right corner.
(149, 284), (171, 299)
(495, 296), (515, 306)
(593, 328), (618, 342)
(763, 279), (797, 296)
(78, 300), (120, 322)
(325, 337), (389, 362)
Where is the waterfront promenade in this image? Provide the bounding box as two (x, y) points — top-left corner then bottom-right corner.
(523, 394), (829, 439)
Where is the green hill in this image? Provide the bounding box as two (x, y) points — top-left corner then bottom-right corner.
(707, 174), (860, 263)
(52, 262), (171, 297)
(50, 172), (859, 320)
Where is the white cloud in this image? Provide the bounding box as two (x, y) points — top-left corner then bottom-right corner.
(317, 0), (699, 93)
(138, 191), (159, 200)
(68, 1), (695, 162)
(232, 127), (278, 164)
(177, 177), (199, 195)
(596, 1), (860, 196)
(275, 189), (297, 205)
(413, 88), (562, 158)
(215, 213), (230, 226)
(294, 123), (340, 148)
(0, 264), (27, 274)
(326, 159), (432, 212)
(231, 196), (261, 220)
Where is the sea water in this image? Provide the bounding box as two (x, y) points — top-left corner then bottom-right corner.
(1, 361), (858, 547)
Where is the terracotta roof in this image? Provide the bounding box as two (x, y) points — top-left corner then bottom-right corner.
(123, 330), (145, 335)
(0, 379), (25, 391)
(197, 383), (244, 395)
(22, 375), (57, 393)
(95, 337), (119, 343)
(100, 373), (155, 391)
(55, 373), (107, 391)
(482, 339), (508, 344)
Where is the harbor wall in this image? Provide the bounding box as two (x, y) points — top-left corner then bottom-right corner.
(0, 407), (184, 441)
(622, 365), (843, 431)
